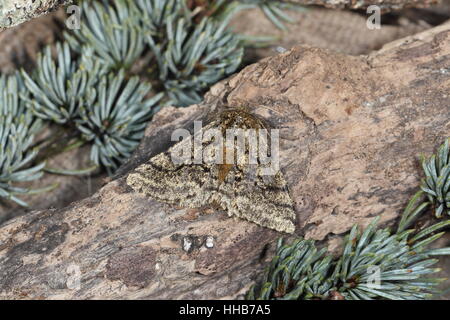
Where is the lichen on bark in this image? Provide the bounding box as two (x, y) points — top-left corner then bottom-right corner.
(0, 0), (71, 30)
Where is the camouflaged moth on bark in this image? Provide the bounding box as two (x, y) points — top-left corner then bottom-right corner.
(126, 108), (296, 233)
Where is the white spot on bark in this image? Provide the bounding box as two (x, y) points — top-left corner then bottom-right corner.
(274, 46), (287, 53)
(205, 236), (214, 248)
(183, 237), (192, 252)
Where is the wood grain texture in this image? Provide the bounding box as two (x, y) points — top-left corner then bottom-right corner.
(0, 23), (449, 299)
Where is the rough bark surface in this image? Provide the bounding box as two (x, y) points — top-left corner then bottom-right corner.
(290, 0), (439, 11)
(0, 0), (70, 30)
(0, 23), (449, 299)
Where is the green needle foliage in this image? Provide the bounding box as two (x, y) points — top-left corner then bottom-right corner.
(148, 13), (243, 106)
(420, 139), (450, 218)
(22, 41), (163, 175)
(76, 70), (163, 173)
(0, 74), (50, 207)
(21, 43), (104, 124)
(134, 0), (182, 32)
(65, 0), (145, 70)
(66, 0), (243, 106)
(248, 216), (450, 300)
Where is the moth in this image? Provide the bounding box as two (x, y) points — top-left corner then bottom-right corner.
(126, 108), (296, 233)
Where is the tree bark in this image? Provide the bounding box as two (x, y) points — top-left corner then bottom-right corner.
(0, 23), (449, 299)
(0, 0), (70, 30)
(289, 0), (439, 11)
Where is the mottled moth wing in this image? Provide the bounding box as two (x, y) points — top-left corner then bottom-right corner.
(127, 121), (220, 208)
(221, 169), (296, 233)
(126, 110), (296, 233)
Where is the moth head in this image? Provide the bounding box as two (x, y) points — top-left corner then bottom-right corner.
(217, 108), (268, 132)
